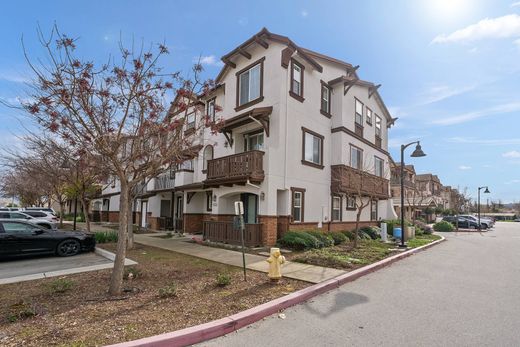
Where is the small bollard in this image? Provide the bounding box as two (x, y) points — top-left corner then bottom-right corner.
(266, 247), (286, 282)
(380, 223), (388, 242)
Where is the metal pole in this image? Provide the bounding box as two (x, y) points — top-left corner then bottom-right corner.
(239, 215), (247, 281)
(400, 144), (405, 248)
(478, 188), (481, 231)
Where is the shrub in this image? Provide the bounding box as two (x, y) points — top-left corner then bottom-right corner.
(278, 231), (320, 250)
(327, 232), (347, 245)
(414, 220), (433, 234)
(341, 230), (355, 241)
(6, 300), (39, 323)
(215, 273), (231, 287)
(49, 278), (74, 293)
(433, 220), (454, 232)
(158, 283), (177, 298)
(305, 231), (334, 248)
(124, 267), (141, 280)
(94, 231), (118, 243)
(359, 226), (380, 240)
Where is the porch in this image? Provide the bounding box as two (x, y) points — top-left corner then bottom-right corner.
(202, 220), (263, 247)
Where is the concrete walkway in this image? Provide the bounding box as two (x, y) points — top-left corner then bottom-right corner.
(134, 234), (345, 283)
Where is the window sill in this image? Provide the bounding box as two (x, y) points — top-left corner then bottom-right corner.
(235, 96), (264, 112)
(301, 160), (324, 170)
(175, 169), (194, 173)
(289, 91), (305, 103)
(320, 109), (332, 118)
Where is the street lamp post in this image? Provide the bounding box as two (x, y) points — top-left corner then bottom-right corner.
(477, 186), (490, 231)
(400, 141), (426, 248)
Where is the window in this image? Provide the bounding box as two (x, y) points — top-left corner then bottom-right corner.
(290, 60), (304, 99)
(374, 156), (384, 177)
(202, 145), (214, 171)
(375, 115), (382, 137)
(1, 222), (39, 234)
(302, 128), (323, 168)
(366, 107), (373, 125)
(346, 196), (356, 209)
(206, 191), (213, 212)
(321, 83), (331, 115)
(350, 145), (363, 170)
(207, 98), (216, 122)
(186, 112), (196, 130)
(371, 200), (378, 221)
(291, 188), (305, 222)
(332, 196), (341, 221)
(244, 131), (264, 151)
(238, 62), (261, 107)
(175, 160), (193, 172)
(355, 99), (363, 125)
(11, 213), (30, 219)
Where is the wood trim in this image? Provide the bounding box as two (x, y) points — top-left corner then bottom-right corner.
(320, 80), (332, 117)
(345, 196), (356, 210)
(349, 143), (363, 170)
(366, 106), (373, 125)
(290, 187), (306, 223)
(331, 126), (390, 156)
(235, 57), (265, 112)
(281, 46), (295, 68)
(331, 195), (342, 222)
(354, 97), (364, 126)
(301, 127), (324, 169)
(289, 59), (305, 102)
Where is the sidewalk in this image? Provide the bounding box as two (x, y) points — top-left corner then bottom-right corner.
(134, 233), (345, 284)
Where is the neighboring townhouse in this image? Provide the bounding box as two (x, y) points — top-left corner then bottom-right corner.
(390, 162), (417, 221)
(94, 28), (398, 246)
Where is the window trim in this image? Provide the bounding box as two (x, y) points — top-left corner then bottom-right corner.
(289, 59), (305, 102)
(202, 145), (214, 173)
(346, 196), (356, 210)
(350, 144), (363, 170)
(301, 127), (324, 169)
(290, 187), (306, 223)
(371, 200), (378, 221)
(366, 107), (373, 125)
(375, 114), (382, 137)
(206, 191), (213, 212)
(355, 98), (364, 125)
(206, 97), (216, 123)
(331, 195), (342, 221)
(235, 57), (265, 112)
(243, 129), (265, 152)
(320, 80), (332, 118)
(374, 156), (384, 177)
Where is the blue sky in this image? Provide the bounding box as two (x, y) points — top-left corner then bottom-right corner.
(0, 0), (519, 203)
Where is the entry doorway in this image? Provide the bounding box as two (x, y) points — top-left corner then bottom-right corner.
(240, 193), (258, 224)
(140, 200), (148, 228)
(174, 195), (184, 231)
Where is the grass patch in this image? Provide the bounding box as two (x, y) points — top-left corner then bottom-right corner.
(407, 234), (442, 248)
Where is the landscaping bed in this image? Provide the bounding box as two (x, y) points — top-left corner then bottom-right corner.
(0, 244), (308, 347)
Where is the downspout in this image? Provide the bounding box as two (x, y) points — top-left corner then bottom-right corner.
(284, 61), (289, 190)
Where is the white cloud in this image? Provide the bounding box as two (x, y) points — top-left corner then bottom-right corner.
(301, 10), (308, 18)
(468, 47), (478, 53)
(193, 55), (224, 67)
(446, 137), (520, 145)
(512, 2), (520, 7)
(0, 71), (31, 84)
(431, 102), (520, 125)
(502, 150), (520, 158)
(420, 84), (476, 105)
(505, 179), (520, 184)
(238, 17), (248, 26)
(432, 14), (520, 44)
(458, 165), (472, 170)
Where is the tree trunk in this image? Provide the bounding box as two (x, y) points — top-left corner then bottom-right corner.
(354, 211), (361, 248)
(109, 180), (129, 296)
(127, 195), (134, 249)
(59, 201), (65, 228)
(81, 197), (91, 233)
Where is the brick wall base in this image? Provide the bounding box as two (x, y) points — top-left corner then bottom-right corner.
(287, 220), (378, 232)
(108, 211), (119, 223)
(258, 215), (278, 246)
(184, 214), (206, 234)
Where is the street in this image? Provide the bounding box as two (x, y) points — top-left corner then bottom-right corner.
(201, 222), (520, 347)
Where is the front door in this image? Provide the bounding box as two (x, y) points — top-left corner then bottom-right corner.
(241, 193), (258, 224)
(160, 200), (171, 218)
(141, 201), (148, 228)
(175, 195), (184, 231)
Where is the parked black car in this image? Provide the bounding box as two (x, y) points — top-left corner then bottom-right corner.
(442, 216), (480, 229)
(0, 220), (95, 257)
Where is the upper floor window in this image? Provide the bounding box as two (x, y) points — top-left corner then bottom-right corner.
(290, 60), (304, 101)
(374, 156), (384, 177)
(375, 115), (382, 137)
(238, 62), (261, 107)
(302, 128), (323, 168)
(355, 99), (363, 125)
(244, 131), (264, 151)
(321, 83), (331, 116)
(350, 145), (363, 170)
(207, 98), (216, 122)
(366, 107), (373, 125)
(186, 112), (196, 130)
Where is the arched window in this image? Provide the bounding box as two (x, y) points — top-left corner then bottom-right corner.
(203, 145), (214, 171)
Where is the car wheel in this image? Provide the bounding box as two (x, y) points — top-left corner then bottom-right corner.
(56, 239), (81, 257)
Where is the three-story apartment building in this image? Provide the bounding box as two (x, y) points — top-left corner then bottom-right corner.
(94, 28), (398, 246)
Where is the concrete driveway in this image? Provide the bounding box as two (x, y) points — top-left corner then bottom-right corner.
(201, 222), (520, 347)
(0, 248), (136, 284)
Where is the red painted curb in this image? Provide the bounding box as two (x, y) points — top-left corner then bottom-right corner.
(106, 236), (445, 347)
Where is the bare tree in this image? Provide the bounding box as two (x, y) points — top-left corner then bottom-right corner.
(19, 26), (221, 295)
(405, 186), (428, 225)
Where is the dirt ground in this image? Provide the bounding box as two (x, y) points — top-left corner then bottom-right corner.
(0, 243), (308, 347)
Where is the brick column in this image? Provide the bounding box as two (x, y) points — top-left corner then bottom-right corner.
(258, 215), (278, 246)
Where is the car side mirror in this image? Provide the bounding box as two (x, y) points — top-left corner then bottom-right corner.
(33, 229), (45, 235)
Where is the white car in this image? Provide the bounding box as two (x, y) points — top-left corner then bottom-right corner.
(0, 211), (57, 230)
(22, 210), (59, 223)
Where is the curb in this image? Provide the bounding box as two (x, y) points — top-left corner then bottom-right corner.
(95, 247), (138, 265)
(106, 236), (445, 347)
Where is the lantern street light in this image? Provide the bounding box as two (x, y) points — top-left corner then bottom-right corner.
(477, 186), (490, 231)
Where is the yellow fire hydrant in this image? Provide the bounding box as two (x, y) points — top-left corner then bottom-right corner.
(266, 247), (286, 282)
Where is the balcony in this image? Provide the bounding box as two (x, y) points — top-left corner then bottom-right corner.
(390, 178), (415, 188)
(204, 150), (265, 188)
(203, 221), (263, 247)
(331, 165), (389, 198)
(153, 174), (175, 191)
(132, 182), (149, 197)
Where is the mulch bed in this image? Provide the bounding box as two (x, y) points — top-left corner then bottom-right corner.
(0, 243), (308, 347)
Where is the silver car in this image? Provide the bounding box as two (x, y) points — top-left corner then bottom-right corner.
(0, 211), (57, 230)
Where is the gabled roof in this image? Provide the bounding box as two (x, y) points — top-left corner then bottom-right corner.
(416, 173), (441, 183)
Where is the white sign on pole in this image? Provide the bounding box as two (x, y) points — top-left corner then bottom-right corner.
(234, 201), (244, 216)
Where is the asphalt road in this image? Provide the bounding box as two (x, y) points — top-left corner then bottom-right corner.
(201, 222), (520, 347)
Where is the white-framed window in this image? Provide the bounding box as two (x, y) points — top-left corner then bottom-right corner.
(321, 84), (331, 114)
(355, 99), (363, 125)
(244, 131), (264, 151)
(375, 115), (382, 137)
(186, 112), (196, 129)
(303, 129), (323, 166)
(374, 156), (384, 177)
(292, 190), (304, 222)
(366, 107), (373, 125)
(291, 61), (303, 96)
(238, 63), (261, 106)
(176, 160), (193, 171)
(350, 145), (363, 170)
(371, 200), (378, 220)
(207, 98), (215, 122)
(346, 196), (356, 209)
(332, 196), (341, 221)
(203, 145), (214, 171)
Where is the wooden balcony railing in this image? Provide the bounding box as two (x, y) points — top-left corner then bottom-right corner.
(390, 178), (415, 188)
(331, 165), (390, 198)
(153, 174), (175, 191)
(204, 150), (264, 187)
(203, 221), (263, 247)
